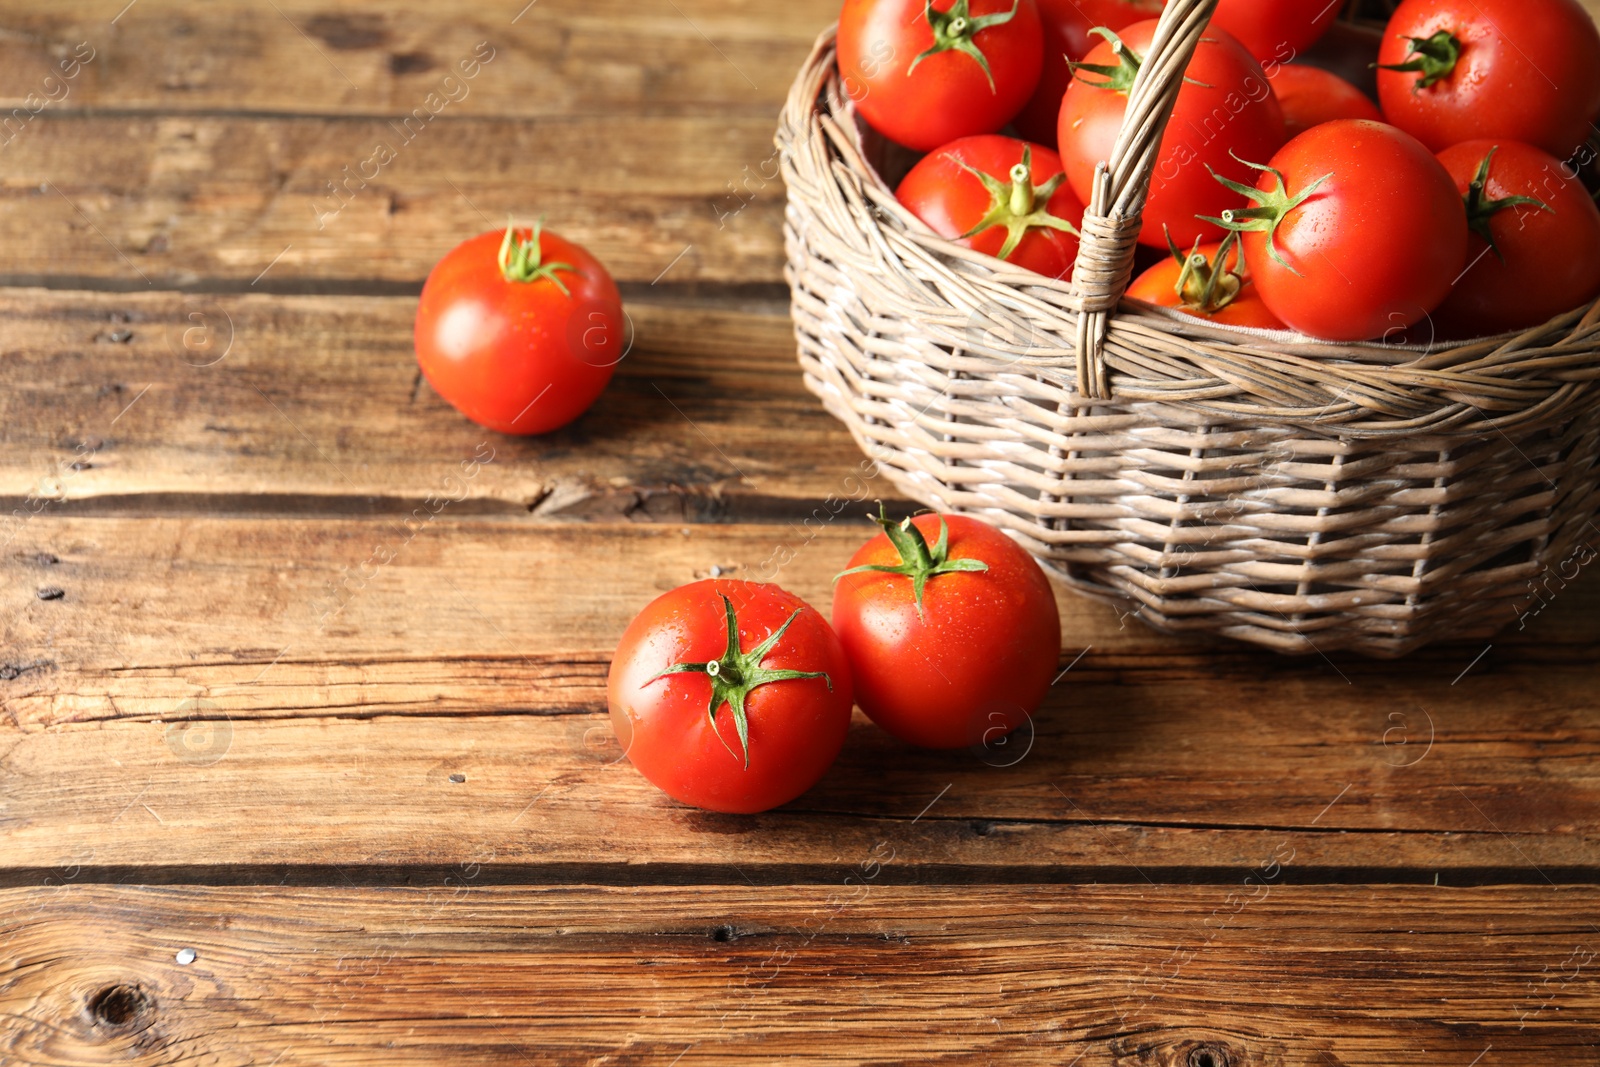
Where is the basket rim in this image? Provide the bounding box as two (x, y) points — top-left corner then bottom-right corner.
(777, 22), (1600, 439)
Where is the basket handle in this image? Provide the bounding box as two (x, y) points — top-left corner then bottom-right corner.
(1066, 0), (1221, 399)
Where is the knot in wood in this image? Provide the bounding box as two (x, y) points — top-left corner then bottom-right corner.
(88, 983), (153, 1029)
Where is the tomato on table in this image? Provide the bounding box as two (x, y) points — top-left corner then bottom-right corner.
(1208, 119), (1466, 342)
(607, 580), (853, 814)
(1126, 232), (1285, 330)
(1011, 0), (1163, 146)
(896, 135), (1084, 278)
(415, 222), (624, 435)
(1432, 140), (1600, 339)
(1375, 0), (1600, 159)
(832, 509), (1060, 751)
(1208, 0), (1340, 64)
(837, 0), (1042, 152)
(1267, 63), (1383, 138)
(1057, 20), (1285, 248)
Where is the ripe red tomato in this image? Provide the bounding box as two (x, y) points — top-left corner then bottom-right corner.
(832, 509), (1060, 751)
(415, 223), (624, 435)
(1126, 233), (1286, 329)
(1058, 20), (1285, 248)
(1209, 0), (1340, 64)
(1433, 140), (1600, 339)
(1267, 63), (1383, 138)
(837, 0), (1043, 152)
(1375, 0), (1600, 159)
(1210, 119), (1467, 341)
(1012, 0), (1163, 145)
(896, 135), (1085, 278)
(608, 580), (853, 814)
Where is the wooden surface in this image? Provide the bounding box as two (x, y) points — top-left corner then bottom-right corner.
(2, 2), (1599, 1065)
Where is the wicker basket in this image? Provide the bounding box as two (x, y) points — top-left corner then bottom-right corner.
(776, 0), (1600, 656)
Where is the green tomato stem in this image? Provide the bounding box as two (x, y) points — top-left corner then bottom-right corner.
(647, 594), (831, 768)
(835, 504), (989, 620)
(906, 0), (1022, 93)
(1378, 30), (1462, 91)
(1164, 227), (1245, 314)
(1068, 27), (1142, 95)
(953, 145), (1081, 262)
(1200, 156), (1331, 279)
(1461, 145), (1553, 261)
(498, 217), (577, 293)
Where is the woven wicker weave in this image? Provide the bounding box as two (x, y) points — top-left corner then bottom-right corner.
(776, 0), (1600, 656)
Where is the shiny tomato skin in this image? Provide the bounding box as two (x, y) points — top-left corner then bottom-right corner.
(1058, 20), (1285, 247)
(1126, 241), (1286, 329)
(1376, 0), (1600, 159)
(415, 228), (623, 435)
(608, 580), (853, 815)
(1433, 140), (1600, 339)
(896, 135), (1085, 278)
(1209, 0), (1340, 62)
(1267, 63), (1383, 138)
(1237, 120), (1467, 341)
(838, 0), (1043, 152)
(1012, 0), (1164, 145)
(832, 515), (1060, 751)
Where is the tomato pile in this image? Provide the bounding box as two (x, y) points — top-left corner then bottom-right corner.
(607, 508), (1062, 813)
(845, 0), (1600, 341)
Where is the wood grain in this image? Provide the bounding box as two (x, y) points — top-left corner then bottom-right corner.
(1, 0), (831, 288)
(2, 518), (1595, 880)
(0, 290), (870, 517)
(0, 0), (832, 116)
(0, 1), (1595, 1061)
(2, 884), (1598, 1066)
(0, 113), (786, 287)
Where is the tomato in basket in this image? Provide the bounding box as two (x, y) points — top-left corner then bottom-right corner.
(895, 135), (1084, 279)
(1011, 0), (1163, 146)
(837, 0), (1043, 152)
(1431, 140), (1600, 339)
(1205, 119), (1467, 342)
(1057, 19), (1285, 248)
(608, 580), (853, 814)
(1208, 0), (1341, 64)
(1266, 63), (1382, 138)
(832, 508), (1060, 751)
(1375, 0), (1600, 159)
(1126, 231), (1285, 330)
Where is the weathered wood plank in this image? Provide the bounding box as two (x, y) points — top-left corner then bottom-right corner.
(0, 0), (831, 117)
(0, 0), (820, 287)
(3, 711), (1597, 882)
(1, 884), (1597, 1065)
(1, 519), (1595, 878)
(0, 290), (869, 517)
(0, 111), (785, 286)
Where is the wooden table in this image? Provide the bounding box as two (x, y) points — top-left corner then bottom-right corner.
(3, 3), (1599, 1064)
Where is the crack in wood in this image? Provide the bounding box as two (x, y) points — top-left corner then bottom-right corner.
(0, 862), (1593, 889)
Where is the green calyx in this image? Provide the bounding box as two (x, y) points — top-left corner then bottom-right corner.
(1378, 30), (1462, 91)
(1165, 227), (1245, 314)
(648, 594), (831, 768)
(498, 217), (576, 293)
(955, 146), (1081, 262)
(1200, 155), (1330, 278)
(1463, 146), (1553, 261)
(1069, 27), (1209, 95)
(1068, 27), (1142, 94)
(834, 504), (989, 620)
(908, 0), (1022, 93)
